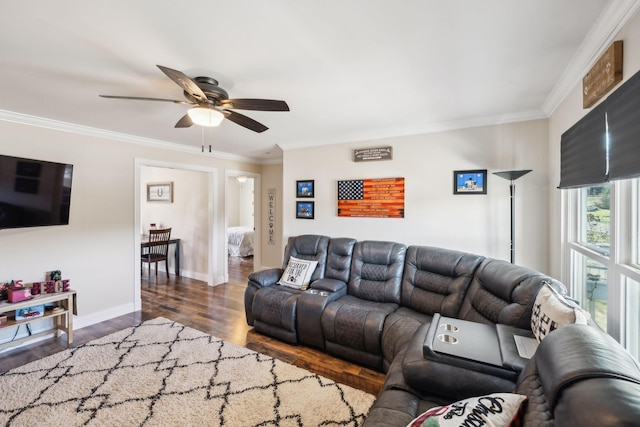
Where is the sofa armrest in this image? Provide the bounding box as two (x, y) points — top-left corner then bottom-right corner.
(245, 268), (284, 326)
(309, 278), (347, 293)
(248, 268), (283, 288)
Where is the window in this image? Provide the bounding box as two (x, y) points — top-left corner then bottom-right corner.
(580, 255), (608, 329)
(581, 185), (610, 255)
(567, 179), (640, 360)
(626, 277), (640, 360)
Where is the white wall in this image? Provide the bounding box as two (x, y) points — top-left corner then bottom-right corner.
(0, 119), (261, 344)
(282, 119), (550, 273)
(548, 11), (640, 281)
(141, 166), (209, 281)
(227, 177), (254, 227)
(238, 179), (255, 227)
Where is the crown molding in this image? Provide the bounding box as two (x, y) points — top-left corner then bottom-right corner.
(0, 109), (266, 164)
(278, 109), (547, 151)
(543, 0), (640, 115)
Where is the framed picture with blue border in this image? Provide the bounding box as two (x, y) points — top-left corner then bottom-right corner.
(296, 180), (314, 198)
(453, 170), (487, 195)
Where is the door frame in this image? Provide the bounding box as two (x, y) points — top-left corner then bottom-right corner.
(134, 158), (218, 311)
(223, 169), (261, 282)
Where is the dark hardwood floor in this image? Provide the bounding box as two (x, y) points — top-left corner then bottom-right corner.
(0, 256), (385, 395)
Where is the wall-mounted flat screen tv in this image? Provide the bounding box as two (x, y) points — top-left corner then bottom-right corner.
(0, 155), (73, 229)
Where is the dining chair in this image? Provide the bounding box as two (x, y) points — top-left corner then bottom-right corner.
(142, 228), (172, 280)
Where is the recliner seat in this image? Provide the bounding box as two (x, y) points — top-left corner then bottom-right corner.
(320, 240), (406, 369)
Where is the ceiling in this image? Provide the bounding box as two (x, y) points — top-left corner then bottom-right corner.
(0, 1), (637, 162)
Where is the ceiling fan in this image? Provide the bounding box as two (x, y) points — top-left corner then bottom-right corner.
(100, 65), (289, 133)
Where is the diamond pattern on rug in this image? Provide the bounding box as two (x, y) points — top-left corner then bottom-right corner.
(0, 318), (375, 426)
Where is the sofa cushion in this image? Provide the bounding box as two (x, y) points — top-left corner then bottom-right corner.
(252, 285), (302, 344)
(406, 393), (527, 427)
(401, 246), (484, 318)
(322, 295), (398, 352)
(458, 258), (556, 329)
(324, 237), (357, 283)
(530, 281), (588, 342)
(381, 307), (431, 370)
(281, 234), (330, 283)
(277, 256), (318, 290)
(349, 240), (407, 303)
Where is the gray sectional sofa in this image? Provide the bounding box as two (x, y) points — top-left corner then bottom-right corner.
(244, 235), (640, 426)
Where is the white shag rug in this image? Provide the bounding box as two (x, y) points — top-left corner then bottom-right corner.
(0, 318), (375, 426)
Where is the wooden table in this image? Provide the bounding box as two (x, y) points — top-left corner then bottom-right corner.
(141, 237), (181, 276)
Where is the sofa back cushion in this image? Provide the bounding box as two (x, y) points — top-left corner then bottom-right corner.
(516, 324), (640, 425)
(282, 235), (330, 283)
(324, 237), (357, 283)
(348, 240), (407, 303)
(401, 246), (485, 317)
(458, 258), (556, 329)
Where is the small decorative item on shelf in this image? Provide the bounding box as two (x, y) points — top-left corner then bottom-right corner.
(49, 270), (62, 281)
(15, 305), (44, 321)
(8, 283), (32, 303)
(0, 282), (9, 301)
(30, 279), (70, 295)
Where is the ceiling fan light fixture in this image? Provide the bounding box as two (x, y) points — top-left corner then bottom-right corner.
(236, 175), (248, 183)
(188, 107), (224, 127)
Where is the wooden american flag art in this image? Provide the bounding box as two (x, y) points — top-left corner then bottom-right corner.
(337, 177), (405, 218)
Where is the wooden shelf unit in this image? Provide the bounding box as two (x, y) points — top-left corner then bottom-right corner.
(0, 291), (76, 351)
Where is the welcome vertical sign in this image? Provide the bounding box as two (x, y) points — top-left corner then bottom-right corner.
(267, 188), (276, 245)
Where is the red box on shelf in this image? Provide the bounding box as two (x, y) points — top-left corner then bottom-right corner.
(8, 288), (32, 303)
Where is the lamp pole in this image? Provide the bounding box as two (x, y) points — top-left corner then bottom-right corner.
(493, 170), (532, 264)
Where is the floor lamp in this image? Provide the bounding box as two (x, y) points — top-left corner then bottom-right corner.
(493, 170), (532, 264)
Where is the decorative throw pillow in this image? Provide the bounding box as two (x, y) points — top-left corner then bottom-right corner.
(531, 281), (589, 342)
(406, 393), (527, 427)
(277, 256), (318, 290)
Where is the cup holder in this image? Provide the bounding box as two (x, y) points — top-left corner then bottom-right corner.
(439, 323), (459, 332)
(319, 291), (329, 296)
(437, 334), (459, 345)
(307, 289), (319, 294)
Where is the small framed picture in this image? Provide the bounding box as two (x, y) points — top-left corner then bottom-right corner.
(147, 182), (174, 202)
(453, 170), (487, 195)
(296, 201), (315, 219)
(296, 180), (314, 198)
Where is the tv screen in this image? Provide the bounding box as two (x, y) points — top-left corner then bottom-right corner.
(0, 155), (73, 229)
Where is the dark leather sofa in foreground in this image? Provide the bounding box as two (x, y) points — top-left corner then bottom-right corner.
(245, 235), (640, 426)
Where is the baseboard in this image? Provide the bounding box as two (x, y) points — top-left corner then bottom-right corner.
(74, 302), (136, 330)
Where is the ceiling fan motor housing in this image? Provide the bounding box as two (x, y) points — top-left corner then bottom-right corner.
(186, 77), (229, 105)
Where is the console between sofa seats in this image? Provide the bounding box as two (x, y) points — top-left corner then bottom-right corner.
(297, 237), (356, 349)
(403, 321), (519, 400)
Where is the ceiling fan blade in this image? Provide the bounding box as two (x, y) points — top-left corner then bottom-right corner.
(156, 65), (208, 103)
(175, 114), (194, 128)
(220, 98), (290, 111)
(223, 110), (268, 133)
(99, 95), (192, 105)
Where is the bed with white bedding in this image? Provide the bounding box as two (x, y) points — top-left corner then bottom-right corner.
(228, 225), (254, 257)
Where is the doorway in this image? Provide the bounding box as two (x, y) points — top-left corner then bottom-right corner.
(226, 174), (255, 274)
(134, 159), (219, 312)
